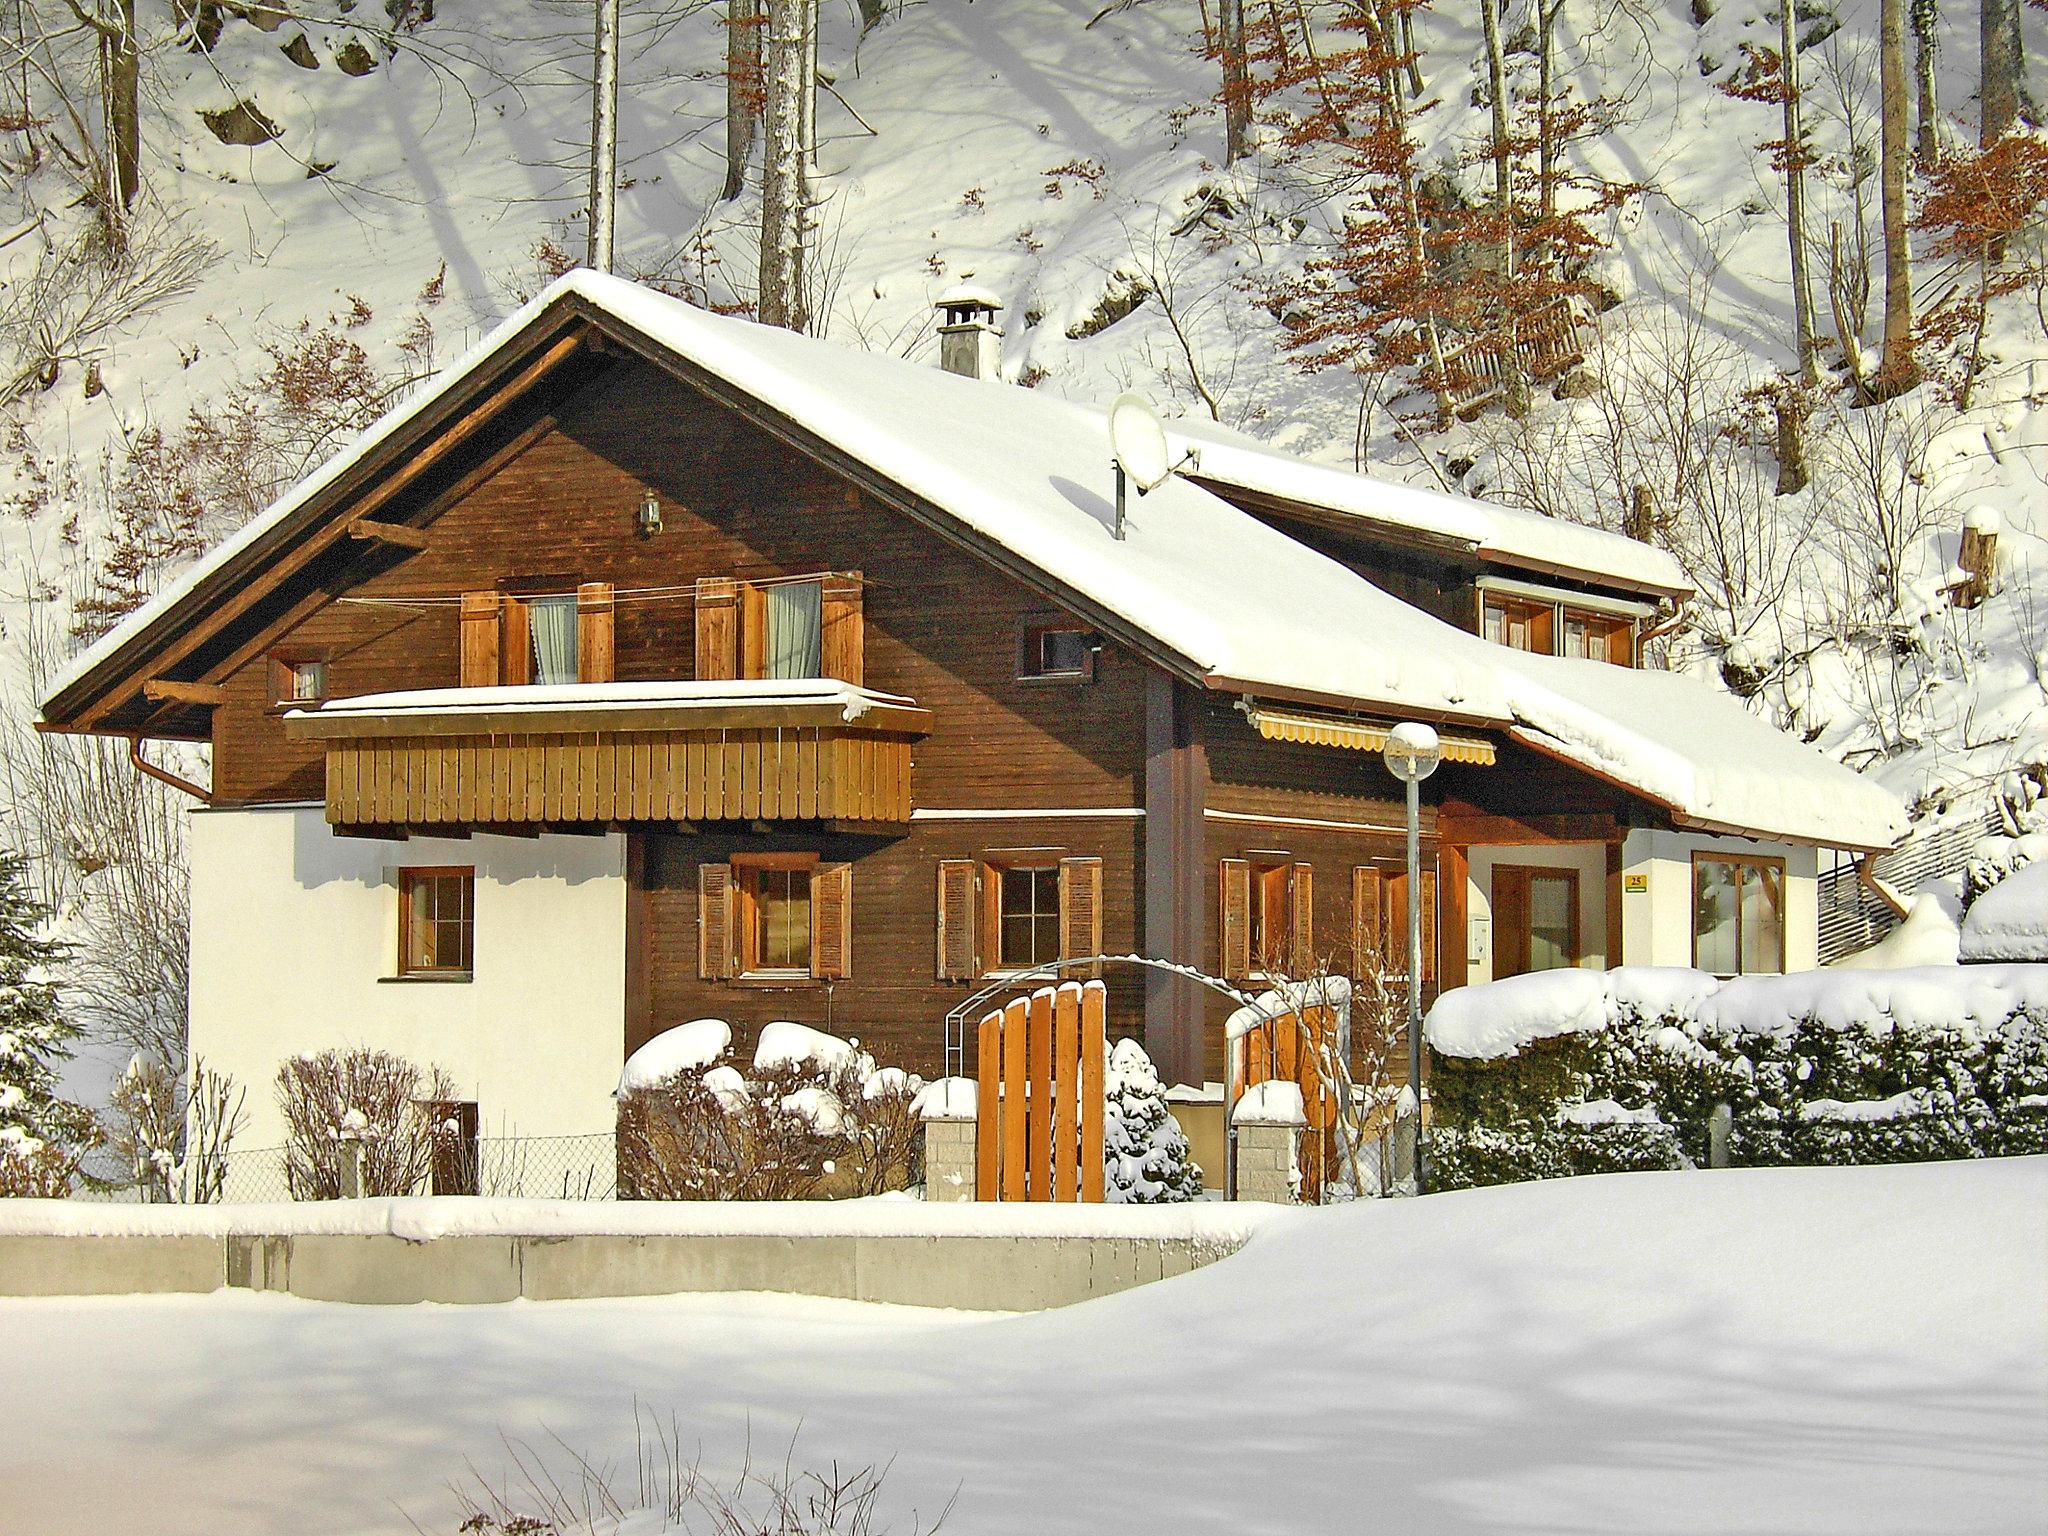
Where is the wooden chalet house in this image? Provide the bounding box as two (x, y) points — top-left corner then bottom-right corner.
(40, 273), (1902, 1183)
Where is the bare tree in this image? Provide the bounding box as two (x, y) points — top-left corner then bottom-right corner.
(1911, 0), (1940, 159)
(1220, 0), (1250, 164)
(1877, 0), (1921, 396)
(1781, 0), (1818, 385)
(586, 0), (620, 271)
(756, 0), (811, 329)
(721, 0), (761, 202)
(1980, 0), (2023, 144)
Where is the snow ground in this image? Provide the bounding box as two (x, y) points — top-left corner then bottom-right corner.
(2, 1159), (2042, 1535)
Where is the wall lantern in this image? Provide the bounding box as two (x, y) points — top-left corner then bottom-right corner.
(637, 489), (663, 538)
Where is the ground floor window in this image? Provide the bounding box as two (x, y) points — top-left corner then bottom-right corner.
(736, 857), (814, 976)
(698, 855), (851, 982)
(934, 856), (1103, 980)
(1491, 864), (1581, 978)
(997, 865), (1061, 969)
(399, 867), (474, 977)
(1692, 854), (1785, 975)
(1219, 857), (1312, 980)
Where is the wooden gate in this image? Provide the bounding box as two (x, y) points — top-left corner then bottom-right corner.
(975, 980), (1107, 1202)
(1233, 1005), (1340, 1201)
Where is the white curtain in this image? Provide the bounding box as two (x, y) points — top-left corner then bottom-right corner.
(529, 595), (579, 685)
(766, 580), (822, 679)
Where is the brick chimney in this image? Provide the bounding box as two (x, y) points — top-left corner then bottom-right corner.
(934, 284), (1003, 380)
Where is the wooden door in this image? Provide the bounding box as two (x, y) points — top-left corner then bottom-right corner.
(1491, 865), (1580, 979)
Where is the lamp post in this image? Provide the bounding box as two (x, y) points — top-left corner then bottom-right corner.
(1382, 722), (1442, 1195)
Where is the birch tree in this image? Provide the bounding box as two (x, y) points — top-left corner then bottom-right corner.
(722, 0), (760, 200)
(1911, 0), (1939, 159)
(586, 0), (621, 272)
(757, 0), (811, 330)
(1878, 0), (1921, 396)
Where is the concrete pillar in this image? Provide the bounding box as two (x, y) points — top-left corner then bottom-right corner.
(1231, 1081), (1304, 1204)
(918, 1078), (978, 1202)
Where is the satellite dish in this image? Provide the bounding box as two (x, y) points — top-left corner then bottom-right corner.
(1108, 393), (1173, 492)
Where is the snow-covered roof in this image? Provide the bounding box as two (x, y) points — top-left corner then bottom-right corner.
(47, 270), (1899, 849)
(1168, 415), (1691, 597)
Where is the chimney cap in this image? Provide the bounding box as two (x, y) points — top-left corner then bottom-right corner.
(935, 282), (1003, 314)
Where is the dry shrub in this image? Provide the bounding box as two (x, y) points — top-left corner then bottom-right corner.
(0, 1139), (84, 1198)
(619, 1053), (921, 1202)
(276, 1047), (455, 1199)
(107, 1054), (245, 1203)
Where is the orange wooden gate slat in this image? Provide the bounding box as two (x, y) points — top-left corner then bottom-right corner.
(999, 998), (1029, 1202)
(972, 981), (1107, 1202)
(975, 1013), (1001, 1201)
(1027, 988), (1054, 1200)
(1053, 984), (1081, 1202)
(1080, 983), (1106, 1203)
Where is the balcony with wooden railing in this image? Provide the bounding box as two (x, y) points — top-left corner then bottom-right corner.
(284, 680), (928, 834)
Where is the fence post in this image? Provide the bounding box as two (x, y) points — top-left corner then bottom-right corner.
(919, 1078), (979, 1202)
(338, 1133), (365, 1200)
(1232, 1081), (1304, 1204)
(1707, 1103), (1733, 1170)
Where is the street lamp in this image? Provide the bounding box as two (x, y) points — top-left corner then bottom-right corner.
(1382, 722), (1442, 1194)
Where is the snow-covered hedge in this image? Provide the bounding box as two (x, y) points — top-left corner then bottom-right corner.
(1424, 967), (2048, 1189)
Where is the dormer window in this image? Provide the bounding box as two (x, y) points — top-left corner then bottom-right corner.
(1480, 582), (1643, 668)
(270, 653), (327, 705)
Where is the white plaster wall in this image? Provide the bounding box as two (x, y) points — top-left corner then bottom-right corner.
(1618, 830), (1819, 972)
(1461, 843), (1610, 985)
(189, 806), (627, 1155)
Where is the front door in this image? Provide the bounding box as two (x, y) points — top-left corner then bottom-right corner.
(1492, 865), (1580, 979)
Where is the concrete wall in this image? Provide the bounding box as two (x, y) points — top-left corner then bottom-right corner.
(1617, 830), (1819, 972)
(189, 805), (629, 1153)
(0, 1228), (1246, 1311)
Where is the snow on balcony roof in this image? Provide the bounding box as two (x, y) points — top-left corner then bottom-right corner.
(295, 679), (919, 724)
(49, 271), (1891, 848)
(1166, 414), (1692, 597)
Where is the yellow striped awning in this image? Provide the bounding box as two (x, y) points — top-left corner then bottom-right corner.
(1247, 706), (1497, 766)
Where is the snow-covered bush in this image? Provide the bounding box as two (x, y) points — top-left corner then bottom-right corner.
(1103, 1037), (1201, 1203)
(0, 850), (99, 1197)
(616, 1023), (922, 1200)
(106, 1054), (245, 1203)
(1427, 967), (2048, 1190)
(275, 1046), (456, 1200)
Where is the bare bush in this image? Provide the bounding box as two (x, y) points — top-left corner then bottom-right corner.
(0, 1140), (83, 1197)
(456, 1414), (950, 1535)
(106, 1054), (245, 1203)
(276, 1047), (456, 1200)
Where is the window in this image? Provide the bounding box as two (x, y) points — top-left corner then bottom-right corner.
(269, 654), (326, 705)
(1219, 858), (1312, 979)
(1491, 865), (1580, 978)
(1692, 854), (1785, 975)
(739, 860), (813, 974)
(764, 579), (824, 680)
(1482, 591), (1638, 667)
(1019, 619), (1094, 681)
(526, 594), (580, 685)
(934, 856), (1102, 980)
(399, 868), (474, 977)
(459, 583), (613, 687)
(997, 866), (1062, 969)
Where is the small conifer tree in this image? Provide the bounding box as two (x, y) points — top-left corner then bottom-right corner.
(0, 852), (97, 1196)
(1103, 1037), (1202, 1203)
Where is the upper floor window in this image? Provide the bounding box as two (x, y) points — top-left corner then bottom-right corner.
(997, 865), (1062, 969)
(1692, 854), (1784, 975)
(527, 594), (580, 685)
(695, 572), (863, 686)
(764, 579), (823, 680)
(399, 867), (474, 978)
(1018, 618), (1095, 682)
(1482, 589), (1638, 667)
(269, 654), (327, 705)
(460, 582), (613, 688)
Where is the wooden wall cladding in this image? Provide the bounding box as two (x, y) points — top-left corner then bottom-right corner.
(210, 352), (1146, 811)
(323, 728), (914, 827)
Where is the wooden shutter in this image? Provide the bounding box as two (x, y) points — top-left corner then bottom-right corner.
(459, 591), (500, 687)
(937, 858), (979, 979)
(810, 862), (852, 979)
(820, 572), (864, 685)
(500, 597), (532, 686)
(576, 581), (615, 683)
(740, 581), (768, 680)
(1219, 858), (1251, 980)
(698, 861), (734, 980)
(1058, 856), (1103, 979)
(694, 577), (739, 681)
(1291, 862), (1314, 973)
(1352, 866), (1384, 978)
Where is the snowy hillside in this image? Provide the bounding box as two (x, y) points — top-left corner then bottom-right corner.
(0, 1), (2044, 1053)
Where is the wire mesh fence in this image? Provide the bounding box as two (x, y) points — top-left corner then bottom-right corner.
(70, 1134), (619, 1204)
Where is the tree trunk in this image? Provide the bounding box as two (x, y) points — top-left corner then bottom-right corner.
(1911, 0), (1939, 159)
(1479, 0), (1513, 284)
(1538, 0), (1557, 222)
(721, 0), (761, 203)
(757, 0), (810, 331)
(1220, 0), (1250, 165)
(1782, 0), (1817, 384)
(1877, 0), (1920, 397)
(107, 0), (140, 219)
(1980, 0), (2020, 145)
(586, 0), (620, 273)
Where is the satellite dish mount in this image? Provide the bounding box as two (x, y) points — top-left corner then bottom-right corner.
(1107, 393), (1198, 540)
